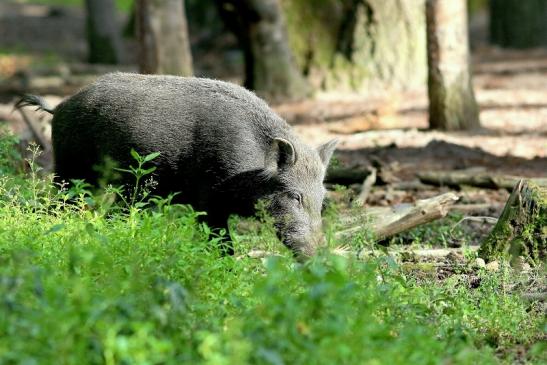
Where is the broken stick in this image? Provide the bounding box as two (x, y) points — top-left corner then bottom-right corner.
(16, 107), (51, 153)
(355, 167), (377, 205)
(337, 192), (459, 241)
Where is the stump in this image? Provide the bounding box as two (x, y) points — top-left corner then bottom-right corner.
(479, 180), (546, 265)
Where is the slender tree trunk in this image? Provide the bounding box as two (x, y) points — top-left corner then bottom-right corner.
(217, 0), (308, 101)
(137, 0), (193, 76)
(426, 0), (479, 130)
(490, 0), (547, 49)
(85, 0), (124, 64)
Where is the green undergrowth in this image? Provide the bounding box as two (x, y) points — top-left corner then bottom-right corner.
(0, 136), (545, 364)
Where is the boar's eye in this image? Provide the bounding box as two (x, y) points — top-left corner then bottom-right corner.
(288, 191), (303, 205)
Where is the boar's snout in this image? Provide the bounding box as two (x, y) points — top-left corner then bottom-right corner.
(272, 210), (327, 261)
(290, 232), (326, 262)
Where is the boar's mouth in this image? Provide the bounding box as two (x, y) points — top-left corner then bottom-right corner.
(274, 224), (319, 261)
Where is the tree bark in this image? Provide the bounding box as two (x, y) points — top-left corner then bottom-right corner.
(280, 0), (427, 94)
(426, 0), (480, 131)
(137, 0), (193, 76)
(217, 0), (308, 101)
(85, 0), (124, 64)
(490, 0), (547, 49)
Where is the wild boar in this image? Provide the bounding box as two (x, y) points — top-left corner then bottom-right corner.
(17, 73), (338, 259)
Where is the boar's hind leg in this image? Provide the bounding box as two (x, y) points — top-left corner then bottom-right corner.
(53, 146), (99, 185)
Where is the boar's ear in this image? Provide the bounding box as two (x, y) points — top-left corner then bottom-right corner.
(265, 138), (297, 172)
(317, 139), (338, 167)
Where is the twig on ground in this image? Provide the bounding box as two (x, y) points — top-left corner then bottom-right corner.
(16, 107), (51, 152)
(355, 167), (377, 205)
(452, 216), (498, 232)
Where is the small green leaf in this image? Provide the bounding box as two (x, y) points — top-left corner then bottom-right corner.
(85, 223), (95, 236)
(142, 166), (157, 175)
(45, 224), (65, 235)
(143, 152), (161, 162)
(130, 149), (141, 161)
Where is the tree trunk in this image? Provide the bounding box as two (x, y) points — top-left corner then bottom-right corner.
(217, 0), (308, 102)
(479, 180), (546, 265)
(85, 0), (124, 64)
(137, 0), (193, 76)
(426, 0), (479, 130)
(280, 0), (427, 94)
(490, 0), (547, 49)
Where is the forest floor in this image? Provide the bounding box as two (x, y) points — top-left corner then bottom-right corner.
(0, 3), (545, 363)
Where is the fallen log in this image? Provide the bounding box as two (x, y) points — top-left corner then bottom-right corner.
(240, 246), (479, 260)
(336, 192), (459, 241)
(360, 246), (478, 258)
(389, 180), (431, 191)
(326, 166), (371, 185)
(479, 180), (546, 265)
(418, 169), (547, 190)
(451, 203), (503, 214)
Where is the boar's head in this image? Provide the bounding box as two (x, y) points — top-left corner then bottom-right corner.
(264, 138), (338, 261)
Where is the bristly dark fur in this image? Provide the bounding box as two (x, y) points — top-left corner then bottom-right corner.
(15, 94), (55, 115)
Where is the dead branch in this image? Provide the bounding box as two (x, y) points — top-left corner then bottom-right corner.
(337, 192), (460, 240)
(363, 246), (477, 258)
(451, 203), (503, 214)
(408, 246), (478, 257)
(452, 216), (498, 229)
(17, 107), (51, 153)
(326, 166), (371, 185)
(355, 167), (377, 205)
(418, 169), (547, 190)
(389, 180), (431, 191)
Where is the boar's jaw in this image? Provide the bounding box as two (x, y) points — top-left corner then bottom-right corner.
(273, 218), (324, 261)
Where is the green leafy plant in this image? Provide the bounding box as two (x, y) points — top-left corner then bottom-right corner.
(114, 149), (160, 208)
